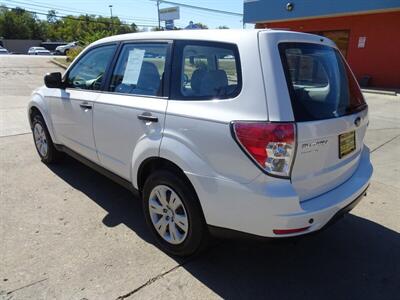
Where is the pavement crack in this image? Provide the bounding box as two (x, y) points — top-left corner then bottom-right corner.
(0, 132), (31, 138)
(6, 278), (48, 295)
(370, 134), (400, 153)
(368, 127), (400, 131)
(115, 264), (183, 299)
(115, 242), (222, 299)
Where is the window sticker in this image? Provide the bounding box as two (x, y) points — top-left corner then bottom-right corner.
(122, 49), (145, 85)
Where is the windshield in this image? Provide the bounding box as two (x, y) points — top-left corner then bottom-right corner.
(279, 42), (366, 121)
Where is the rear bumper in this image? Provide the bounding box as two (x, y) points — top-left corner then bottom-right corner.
(209, 185), (368, 240)
(320, 185), (367, 229)
(187, 146), (373, 238)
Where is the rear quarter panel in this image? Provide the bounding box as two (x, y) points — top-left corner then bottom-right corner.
(160, 33), (269, 184)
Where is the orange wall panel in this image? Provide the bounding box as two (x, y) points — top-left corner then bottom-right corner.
(258, 11), (400, 88)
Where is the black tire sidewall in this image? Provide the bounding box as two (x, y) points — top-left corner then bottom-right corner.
(142, 170), (207, 257)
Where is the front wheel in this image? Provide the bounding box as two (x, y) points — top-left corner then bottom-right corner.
(32, 114), (60, 163)
(142, 170), (208, 257)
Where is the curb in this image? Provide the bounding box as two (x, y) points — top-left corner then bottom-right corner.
(50, 59), (68, 70)
(362, 89), (398, 96)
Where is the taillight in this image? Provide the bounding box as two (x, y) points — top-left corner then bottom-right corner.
(232, 122), (296, 178)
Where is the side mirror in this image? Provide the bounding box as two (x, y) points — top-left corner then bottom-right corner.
(44, 72), (64, 89)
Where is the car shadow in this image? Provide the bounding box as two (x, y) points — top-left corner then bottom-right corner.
(184, 217), (400, 299)
(47, 156), (400, 299)
(47, 155), (153, 244)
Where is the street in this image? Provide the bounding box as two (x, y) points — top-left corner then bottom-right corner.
(1, 55), (399, 299)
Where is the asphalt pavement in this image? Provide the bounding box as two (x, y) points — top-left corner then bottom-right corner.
(1, 55), (399, 300)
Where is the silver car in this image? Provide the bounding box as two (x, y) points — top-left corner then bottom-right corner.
(28, 47), (51, 55)
(0, 47), (9, 54)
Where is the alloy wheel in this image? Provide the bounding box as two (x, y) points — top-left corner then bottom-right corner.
(33, 123), (48, 158)
(148, 185), (189, 245)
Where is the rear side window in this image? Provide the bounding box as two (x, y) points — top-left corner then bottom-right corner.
(279, 43), (366, 121)
(171, 41), (241, 100)
(109, 43), (169, 97)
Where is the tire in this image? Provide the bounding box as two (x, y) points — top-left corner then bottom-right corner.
(31, 114), (60, 163)
(142, 170), (208, 257)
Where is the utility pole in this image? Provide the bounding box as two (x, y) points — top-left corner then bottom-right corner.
(109, 5), (113, 32)
(156, 0), (161, 30)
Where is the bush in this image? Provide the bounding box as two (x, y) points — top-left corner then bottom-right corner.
(66, 47), (83, 62)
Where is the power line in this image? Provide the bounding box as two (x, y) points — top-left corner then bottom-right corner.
(2, 0), (158, 24)
(1, 5), (158, 27)
(5, 0), (159, 23)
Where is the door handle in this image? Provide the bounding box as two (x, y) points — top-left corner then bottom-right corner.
(137, 113), (158, 122)
(354, 117), (361, 127)
(79, 102), (92, 110)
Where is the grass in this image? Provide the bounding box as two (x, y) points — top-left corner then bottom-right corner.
(52, 57), (70, 69)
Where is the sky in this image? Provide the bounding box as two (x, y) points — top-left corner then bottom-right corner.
(1, 0), (248, 29)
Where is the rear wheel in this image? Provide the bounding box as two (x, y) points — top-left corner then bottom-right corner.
(32, 114), (60, 163)
(142, 170), (208, 256)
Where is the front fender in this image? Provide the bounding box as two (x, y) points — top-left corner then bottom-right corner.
(27, 89), (57, 143)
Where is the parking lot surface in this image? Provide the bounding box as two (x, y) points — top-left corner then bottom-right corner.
(1, 55), (399, 299)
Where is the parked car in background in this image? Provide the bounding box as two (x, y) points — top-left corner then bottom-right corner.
(55, 41), (78, 55)
(0, 46), (9, 54)
(28, 47), (51, 55)
(27, 29), (372, 257)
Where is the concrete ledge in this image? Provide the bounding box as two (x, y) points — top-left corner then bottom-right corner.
(50, 58), (68, 70)
(362, 88), (398, 96)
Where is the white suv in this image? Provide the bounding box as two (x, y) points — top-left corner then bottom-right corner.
(28, 30), (373, 256)
(55, 41), (78, 55)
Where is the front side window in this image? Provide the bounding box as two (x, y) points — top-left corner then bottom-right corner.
(279, 42), (366, 121)
(109, 43), (169, 96)
(66, 44), (116, 90)
(171, 41), (241, 100)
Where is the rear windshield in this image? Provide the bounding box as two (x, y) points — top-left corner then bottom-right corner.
(279, 43), (366, 121)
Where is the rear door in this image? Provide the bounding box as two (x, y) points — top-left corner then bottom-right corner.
(279, 42), (368, 201)
(93, 42), (170, 180)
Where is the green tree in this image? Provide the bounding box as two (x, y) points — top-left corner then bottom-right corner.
(195, 22), (208, 29)
(47, 10), (57, 24)
(0, 6), (43, 39)
(0, 6), (138, 43)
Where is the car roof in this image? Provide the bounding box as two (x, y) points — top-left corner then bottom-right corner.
(92, 29), (270, 46)
(88, 29), (337, 52)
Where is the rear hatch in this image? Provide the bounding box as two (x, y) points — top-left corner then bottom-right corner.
(278, 41), (368, 201)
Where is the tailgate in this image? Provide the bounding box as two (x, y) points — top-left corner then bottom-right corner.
(293, 111), (368, 201)
(277, 41), (368, 201)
